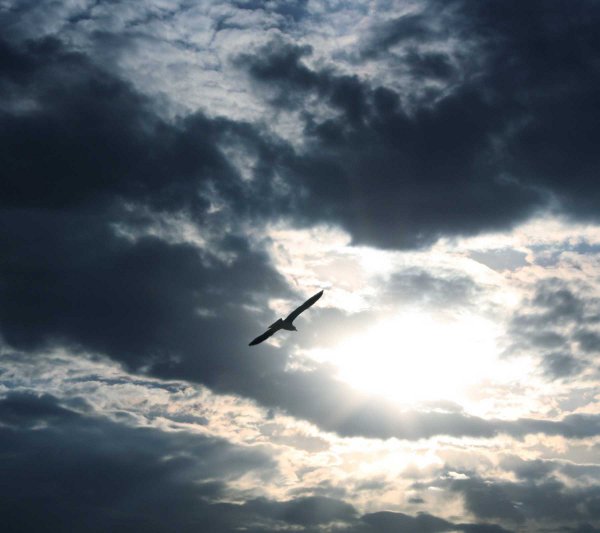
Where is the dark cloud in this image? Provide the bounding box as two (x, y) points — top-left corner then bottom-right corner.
(404, 49), (455, 81)
(294, 404), (600, 442)
(1, 2), (600, 531)
(446, 473), (600, 528)
(0, 38), (225, 212)
(0, 390), (79, 427)
(474, 2), (600, 222)
(240, 39), (541, 248)
(0, 36), (562, 442)
(3, 34), (600, 445)
(2, 205), (600, 443)
(541, 352), (583, 379)
(574, 330), (600, 354)
(0, 37), (317, 432)
(530, 285), (587, 325)
(569, 526), (600, 533)
(0, 207), (282, 360)
(0, 36), (303, 224)
(5, 1), (600, 253)
(509, 412), (600, 440)
(231, 0), (311, 28)
(415, 463), (600, 530)
(358, 511), (513, 533)
(505, 280), (600, 379)
(0, 393), (516, 533)
(0, 392), (273, 533)
(261, 397), (600, 441)
(429, 0), (600, 227)
(360, 12), (434, 59)
(244, 496), (357, 526)
(360, 511), (453, 532)
(234, 0), (600, 248)
(499, 455), (557, 481)
(459, 526), (514, 533)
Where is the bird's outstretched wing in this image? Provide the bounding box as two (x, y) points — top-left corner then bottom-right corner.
(285, 290), (324, 323)
(249, 328), (277, 346)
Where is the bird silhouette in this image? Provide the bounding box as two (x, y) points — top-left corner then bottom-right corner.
(249, 290), (324, 346)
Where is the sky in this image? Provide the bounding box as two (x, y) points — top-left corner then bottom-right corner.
(2, 1), (600, 531)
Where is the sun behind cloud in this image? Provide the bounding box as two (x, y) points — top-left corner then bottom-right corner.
(304, 310), (506, 406)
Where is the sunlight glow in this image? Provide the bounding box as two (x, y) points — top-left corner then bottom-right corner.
(306, 311), (506, 406)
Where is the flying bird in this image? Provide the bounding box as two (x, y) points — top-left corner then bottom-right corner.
(249, 290), (324, 346)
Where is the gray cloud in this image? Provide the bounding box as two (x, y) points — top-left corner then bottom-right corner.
(239, 39), (541, 248)
(231, 0), (600, 249)
(574, 330), (600, 354)
(2, 2), (600, 530)
(448, 474), (600, 528)
(408, 459), (600, 531)
(244, 496), (357, 527)
(384, 268), (480, 308)
(0, 392), (273, 532)
(4, 1), (600, 250)
(0, 393), (516, 533)
(356, 511), (513, 533)
(541, 352), (583, 379)
(505, 280), (600, 379)
(499, 456), (557, 482)
(1, 15), (600, 447)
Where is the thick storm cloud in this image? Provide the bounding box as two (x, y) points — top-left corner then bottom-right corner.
(448, 474), (600, 527)
(0, 35), (555, 444)
(1, 26), (600, 442)
(240, 40), (540, 248)
(0, 392), (273, 532)
(235, 0), (600, 248)
(1, 393), (515, 533)
(2, 1), (600, 531)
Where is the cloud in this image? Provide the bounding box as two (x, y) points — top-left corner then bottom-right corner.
(384, 268), (480, 308)
(1, 216), (599, 443)
(358, 511), (514, 533)
(0, 392), (274, 532)
(447, 474), (600, 527)
(574, 330), (600, 353)
(499, 455), (557, 482)
(359, 12), (434, 59)
(0, 392), (517, 533)
(0, 37), (300, 426)
(1, 3), (600, 531)
(0, 37), (558, 444)
(6, 1), (600, 252)
(504, 279), (600, 379)
(360, 511), (453, 532)
(0, 37), (242, 213)
(4, 35), (600, 447)
(541, 352), (583, 379)
(244, 496), (357, 526)
(227, 0), (600, 249)
(239, 39), (541, 248)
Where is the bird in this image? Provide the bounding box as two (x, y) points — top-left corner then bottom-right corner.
(249, 290), (324, 346)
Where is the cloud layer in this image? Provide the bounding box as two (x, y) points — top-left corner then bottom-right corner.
(2, 1), (600, 531)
